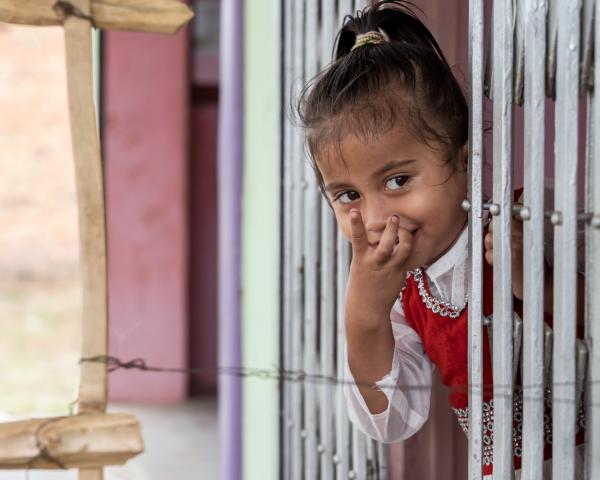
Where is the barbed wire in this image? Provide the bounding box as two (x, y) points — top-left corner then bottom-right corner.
(15, 353), (594, 476)
(79, 355), (598, 406)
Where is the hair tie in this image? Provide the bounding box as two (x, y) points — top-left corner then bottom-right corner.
(351, 29), (390, 51)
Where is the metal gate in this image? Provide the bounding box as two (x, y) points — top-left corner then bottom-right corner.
(467, 0), (599, 478)
(278, 0), (600, 478)
(279, 0), (388, 478)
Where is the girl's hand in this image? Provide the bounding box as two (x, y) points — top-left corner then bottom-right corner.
(484, 216), (524, 300)
(345, 209), (413, 327)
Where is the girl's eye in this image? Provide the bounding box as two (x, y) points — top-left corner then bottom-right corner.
(337, 191), (360, 204)
(384, 175), (409, 191)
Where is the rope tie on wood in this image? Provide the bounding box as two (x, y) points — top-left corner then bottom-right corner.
(27, 417), (69, 471)
(53, 1), (97, 27)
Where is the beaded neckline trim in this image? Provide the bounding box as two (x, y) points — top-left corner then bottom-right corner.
(403, 268), (468, 319)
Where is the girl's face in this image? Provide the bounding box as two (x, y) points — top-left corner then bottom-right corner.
(317, 125), (468, 271)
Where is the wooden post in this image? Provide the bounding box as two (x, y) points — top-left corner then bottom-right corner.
(0, 1), (194, 478)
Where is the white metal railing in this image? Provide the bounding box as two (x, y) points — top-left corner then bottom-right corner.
(469, 0), (599, 478)
(280, 0), (387, 478)
(280, 0), (600, 478)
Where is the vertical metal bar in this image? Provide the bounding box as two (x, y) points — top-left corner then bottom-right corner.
(354, 0), (371, 10)
(319, 1), (337, 478)
(282, 0), (294, 477)
(544, 324), (554, 385)
(376, 439), (389, 480)
(217, 1), (244, 479)
(290, 2), (306, 479)
(491, 0), (515, 477)
(366, 437), (375, 478)
(320, 207), (336, 480)
(521, 1), (547, 477)
(336, 238), (352, 480)
(352, 425), (367, 479)
(552, 0), (580, 478)
(273, 0), (283, 477)
(587, 8), (600, 472)
(303, 0), (320, 477)
(583, 91), (593, 480)
(339, 0), (353, 25)
(468, 0), (485, 478)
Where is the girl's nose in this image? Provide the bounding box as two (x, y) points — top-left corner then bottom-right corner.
(362, 201), (390, 234)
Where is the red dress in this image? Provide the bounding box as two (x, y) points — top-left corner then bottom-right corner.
(400, 254), (584, 475)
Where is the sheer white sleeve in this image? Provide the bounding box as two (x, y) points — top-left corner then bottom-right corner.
(343, 298), (432, 443)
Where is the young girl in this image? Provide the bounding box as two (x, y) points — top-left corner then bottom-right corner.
(297, 1), (584, 477)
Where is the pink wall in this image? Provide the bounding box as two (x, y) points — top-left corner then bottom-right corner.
(104, 29), (190, 403)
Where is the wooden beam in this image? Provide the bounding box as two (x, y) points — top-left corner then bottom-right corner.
(0, 413), (143, 469)
(61, 6), (109, 480)
(62, 0), (108, 417)
(0, 0), (194, 34)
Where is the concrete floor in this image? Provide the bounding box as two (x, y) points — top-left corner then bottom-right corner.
(0, 398), (218, 480)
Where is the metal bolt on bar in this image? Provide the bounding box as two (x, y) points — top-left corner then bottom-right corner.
(461, 198), (501, 216)
(550, 212), (562, 226)
(486, 203), (500, 216)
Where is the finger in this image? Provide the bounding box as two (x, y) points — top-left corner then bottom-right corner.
(487, 219), (493, 233)
(349, 209), (368, 254)
(512, 215), (524, 236)
(484, 232), (493, 251)
(373, 215), (399, 263)
(485, 249), (493, 266)
(391, 227), (413, 265)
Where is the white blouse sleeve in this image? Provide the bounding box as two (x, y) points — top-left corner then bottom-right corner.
(343, 298), (432, 443)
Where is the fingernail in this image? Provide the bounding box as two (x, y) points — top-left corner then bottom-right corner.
(391, 215), (399, 224)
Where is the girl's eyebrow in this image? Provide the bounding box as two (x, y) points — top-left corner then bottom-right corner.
(324, 181), (351, 194)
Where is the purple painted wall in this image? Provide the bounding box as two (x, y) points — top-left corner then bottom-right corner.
(217, 1), (243, 479)
(104, 29), (190, 403)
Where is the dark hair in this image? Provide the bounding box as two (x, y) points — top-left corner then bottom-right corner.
(297, 1), (468, 191)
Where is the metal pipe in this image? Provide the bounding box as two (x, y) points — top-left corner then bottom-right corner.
(319, 2), (337, 478)
(551, 0), (580, 477)
(521, 1), (547, 477)
(467, 0), (485, 477)
(491, 0), (515, 477)
(586, 1), (600, 475)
